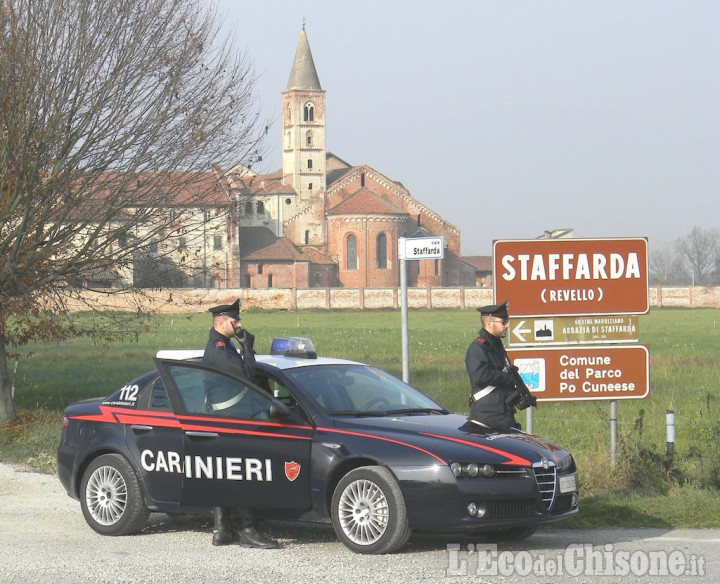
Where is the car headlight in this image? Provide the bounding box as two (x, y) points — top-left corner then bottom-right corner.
(552, 451), (574, 473)
(450, 462), (495, 478)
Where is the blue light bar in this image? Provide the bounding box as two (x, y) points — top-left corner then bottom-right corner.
(270, 337), (317, 359)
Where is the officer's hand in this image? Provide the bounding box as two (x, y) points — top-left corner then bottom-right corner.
(239, 329), (255, 350)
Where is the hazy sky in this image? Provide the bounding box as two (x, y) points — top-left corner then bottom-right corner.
(214, 1), (718, 256)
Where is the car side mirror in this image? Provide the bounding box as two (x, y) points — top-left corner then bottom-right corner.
(269, 398), (293, 421)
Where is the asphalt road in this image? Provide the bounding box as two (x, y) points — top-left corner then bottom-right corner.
(0, 461), (717, 583)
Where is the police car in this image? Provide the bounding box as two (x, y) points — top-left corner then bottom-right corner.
(57, 338), (579, 554)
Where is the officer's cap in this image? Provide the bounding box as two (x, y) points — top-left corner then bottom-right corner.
(208, 299), (241, 320)
(477, 300), (509, 318)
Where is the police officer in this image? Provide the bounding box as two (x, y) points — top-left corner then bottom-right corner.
(464, 301), (519, 430)
(202, 299), (279, 549)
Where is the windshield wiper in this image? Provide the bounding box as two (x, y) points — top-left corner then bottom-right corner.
(327, 410), (389, 417)
(386, 408), (446, 416)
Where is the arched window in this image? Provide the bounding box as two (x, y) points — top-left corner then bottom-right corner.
(360, 172), (365, 187)
(257, 201), (264, 214)
(304, 230), (310, 244)
(376, 233), (387, 269)
(347, 234), (357, 270)
(268, 274), (273, 288)
(304, 103), (314, 122)
(306, 130), (313, 146)
(244, 201), (253, 215)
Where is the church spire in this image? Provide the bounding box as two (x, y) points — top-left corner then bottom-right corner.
(286, 27), (321, 91)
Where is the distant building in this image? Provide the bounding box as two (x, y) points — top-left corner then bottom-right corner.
(221, 28), (474, 289)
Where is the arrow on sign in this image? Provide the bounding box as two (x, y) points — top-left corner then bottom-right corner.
(513, 320), (532, 342)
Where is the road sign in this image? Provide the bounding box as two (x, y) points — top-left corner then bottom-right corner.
(493, 238), (649, 317)
(399, 236), (444, 260)
(508, 315), (639, 345)
(506, 345), (649, 401)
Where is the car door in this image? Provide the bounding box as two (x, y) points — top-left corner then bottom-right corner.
(123, 373), (186, 508)
(154, 358), (313, 511)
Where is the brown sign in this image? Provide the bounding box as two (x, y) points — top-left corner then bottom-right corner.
(508, 315), (639, 345)
(493, 238), (649, 317)
(506, 345), (649, 401)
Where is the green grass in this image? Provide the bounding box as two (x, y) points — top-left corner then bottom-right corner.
(2, 307), (720, 528)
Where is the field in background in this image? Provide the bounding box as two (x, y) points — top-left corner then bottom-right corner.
(3, 307), (720, 527)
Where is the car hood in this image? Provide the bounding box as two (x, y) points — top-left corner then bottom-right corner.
(329, 412), (570, 466)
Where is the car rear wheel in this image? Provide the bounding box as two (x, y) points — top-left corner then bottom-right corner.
(80, 454), (149, 536)
(331, 466), (411, 554)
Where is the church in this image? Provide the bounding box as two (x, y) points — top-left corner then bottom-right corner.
(221, 28), (475, 290)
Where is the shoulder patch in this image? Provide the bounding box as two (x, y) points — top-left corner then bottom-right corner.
(215, 341), (226, 349)
(475, 337), (487, 344)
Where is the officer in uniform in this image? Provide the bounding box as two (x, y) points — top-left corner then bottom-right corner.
(202, 299), (279, 549)
(464, 301), (520, 430)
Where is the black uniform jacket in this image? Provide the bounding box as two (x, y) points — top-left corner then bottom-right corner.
(464, 328), (517, 429)
(202, 328), (256, 382)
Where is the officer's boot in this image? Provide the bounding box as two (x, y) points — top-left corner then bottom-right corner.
(212, 507), (238, 546)
(236, 508), (279, 549)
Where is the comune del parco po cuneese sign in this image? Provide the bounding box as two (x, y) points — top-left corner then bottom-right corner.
(493, 237), (649, 317)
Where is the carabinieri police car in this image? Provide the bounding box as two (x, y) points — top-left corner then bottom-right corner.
(57, 338), (579, 554)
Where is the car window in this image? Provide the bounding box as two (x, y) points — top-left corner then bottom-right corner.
(165, 363), (272, 420)
(148, 377), (172, 411)
(285, 364), (442, 413)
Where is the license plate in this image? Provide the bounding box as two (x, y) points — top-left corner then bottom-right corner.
(559, 474), (577, 493)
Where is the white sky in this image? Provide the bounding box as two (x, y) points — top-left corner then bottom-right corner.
(214, 0), (719, 256)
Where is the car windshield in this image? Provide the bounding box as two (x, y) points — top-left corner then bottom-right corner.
(284, 364), (446, 416)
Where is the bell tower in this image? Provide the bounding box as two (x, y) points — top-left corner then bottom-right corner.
(282, 27), (326, 204)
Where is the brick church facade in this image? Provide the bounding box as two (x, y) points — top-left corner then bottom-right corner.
(222, 28), (474, 290)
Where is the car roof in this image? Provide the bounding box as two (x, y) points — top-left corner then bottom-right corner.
(155, 349), (362, 371)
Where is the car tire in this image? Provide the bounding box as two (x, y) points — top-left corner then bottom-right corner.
(80, 453), (150, 536)
(331, 465), (411, 554)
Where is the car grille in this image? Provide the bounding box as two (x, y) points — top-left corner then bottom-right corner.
(532, 462), (557, 510)
(486, 499), (536, 519)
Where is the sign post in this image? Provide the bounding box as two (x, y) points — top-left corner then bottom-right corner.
(493, 237), (650, 464)
(398, 236), (444, 383)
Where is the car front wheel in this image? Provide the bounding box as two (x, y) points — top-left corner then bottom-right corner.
(80, 453), (149, 536)
(331, 466), (411, 554)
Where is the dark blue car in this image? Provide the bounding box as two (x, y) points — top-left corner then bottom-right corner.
(57, 338), (579, 554)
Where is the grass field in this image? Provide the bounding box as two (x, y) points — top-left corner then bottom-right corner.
(2, 307), (719, 528)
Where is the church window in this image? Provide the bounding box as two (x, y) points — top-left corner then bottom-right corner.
(307, 159), (313, 169)
(308, 182), (313, 191)
(286, 131), (291, 148)
(258, 264), (263, 274)
(257, 201), (265, 214)
(304, 230), (310, 244)
(268, 274), (273, 288)
(244, 201), (253, 215)
(347, 234), (357, 270)
(360, 172), (365, 187)
(377, 233), (387, 269)
(304, 103), (314, 122)
(306, 131), (313, 146)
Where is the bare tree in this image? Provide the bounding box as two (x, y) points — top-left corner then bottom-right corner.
(675, 227), (719, 286)
(0, 0), (268, 422)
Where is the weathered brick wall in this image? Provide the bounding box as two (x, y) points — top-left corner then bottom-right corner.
(62, 286), (720, 314)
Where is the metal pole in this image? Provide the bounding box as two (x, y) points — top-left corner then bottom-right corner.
(666, 410), (675, 462)
(400, 255), (409, 383)
(610, 400), (618, 466)
(525, 407), (534, 434)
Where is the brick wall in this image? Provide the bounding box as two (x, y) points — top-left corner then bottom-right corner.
(62, 286), (720, 314)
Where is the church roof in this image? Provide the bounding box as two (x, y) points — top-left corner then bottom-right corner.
(244, 237), (307, 262)
(286, 28), (322, 91)
(327, 188), (407, 216)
